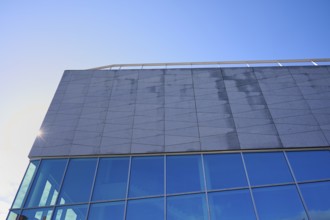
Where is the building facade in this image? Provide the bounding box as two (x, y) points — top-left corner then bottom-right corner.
(7, 63), (330, 220)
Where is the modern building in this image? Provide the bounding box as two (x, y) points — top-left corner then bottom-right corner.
(7, 59), (330, 220)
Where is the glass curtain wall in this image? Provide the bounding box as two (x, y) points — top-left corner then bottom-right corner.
(8, 150), (330, 220)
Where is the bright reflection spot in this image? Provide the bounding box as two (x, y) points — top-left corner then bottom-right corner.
(37, 129), (43, 137)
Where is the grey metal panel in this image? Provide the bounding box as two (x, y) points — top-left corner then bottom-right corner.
(29, 66), (330, 158)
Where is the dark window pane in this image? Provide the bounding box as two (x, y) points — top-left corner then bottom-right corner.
(253, 185), (307, 220)
(7, 210), (20, 220)
(299, 181), (330, 219)
(287, 151), (330, 181)
(25, 159), (67, 207)
(92, 157), (129, 201)
(126, 197), (164, 220)
(167, 155), (204, 194)
(167, 194), (208, 220)
(244, 152), (293, 186)
(12, 160), (39, 209)
(58, 159), (97, 204)
(204, 154), (247, 190)
(53, 205), (88, 220)
(128, 156), (164, 198)
(88, 201), (124, 220)
(208, 190), (256, 220)
(21, 208), (53, 220)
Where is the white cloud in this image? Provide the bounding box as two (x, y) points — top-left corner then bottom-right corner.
(0, 104), (46, 218)
(309, 209), (330, 220)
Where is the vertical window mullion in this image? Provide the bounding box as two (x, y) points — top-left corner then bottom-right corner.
(201, 154), (211, 220)
(241, 153), (260, 220)
(283, 151), (311, 220)
(85, 157), (100, 220)
(51, 158), (70, 219)
(123, 156), (132, 220)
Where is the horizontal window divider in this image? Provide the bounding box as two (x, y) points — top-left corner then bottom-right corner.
(296, 178), (330, 185)
(91, 198), (126, 204)
(207, 186), (250, 193)
(166, 191), (205, 197)
(18, 205), (56, 210)
(250, 182), (296, 189)
(29, 147), (330, 160)
(54, 201), (90, 208)
(127, 195), (164, 201)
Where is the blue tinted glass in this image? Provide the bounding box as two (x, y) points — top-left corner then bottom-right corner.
(208, 190), (256, 220)
(126, 197), (164, 220)
(167, 194), (208, 220)
(129, 156), (164, 197)
(58, 159), (97, 204)
(287, 151), (330, 181)
(21, 208), (53, 220)
(92, 157), (129, 201)
(299, 181), (330, 219)
(53, 205), (88, 220)
(244, 152), (293, 186)
(204, 153), (247, 190)
(25, 159), (67, 207)
(7, 210), (20, 220)
(12, 160), (39, 209)
(253, 185), (307, 220)
(88, 201), (124, 220)
(167, 155), (204, 194)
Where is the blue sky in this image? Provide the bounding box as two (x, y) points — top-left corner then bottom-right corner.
(1, 0), (330, 218)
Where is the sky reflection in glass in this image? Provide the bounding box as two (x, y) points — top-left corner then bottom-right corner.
(53, 205), (87, 220)
(129, 156), (164, 197)
(21, 208), (53, 220)
(25, 159), (67, 207)
(244, 152), (293, 186)
(58, 159), (97, 205)
(126, 197), (164, 220)
(253, 185), (307, 220)
(9, 150), (330, 220)
(92, 157), (129, 201)
(204, 153), (247, 189)
(287, 151), (330, 181)
(88, 201), (124, 220)
(167, 194), (208, 220)
(299, 181), (330, 220)
(208, 189), (256, 220)
(167, 155), (204, 194)
(7, 210), (20, 220)
(12, 160), (39, 209)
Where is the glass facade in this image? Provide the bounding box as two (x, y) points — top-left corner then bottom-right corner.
(8, 149), (330, 220)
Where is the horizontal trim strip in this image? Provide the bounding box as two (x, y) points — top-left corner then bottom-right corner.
(86, 58), (330, 70)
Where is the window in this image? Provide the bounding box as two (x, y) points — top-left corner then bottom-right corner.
(204, 153), (247, 190)
(21, 208), (53, 220)
(299, 181), (330, 220)
(208, 189), (256, 220)
(126, 197), (164, 220)
(12, 160), (39, 208)
(244, 152), (293, 186)
(92, 157), (129, 201)
(129, 156), (164, 197)
(167, 194), (208, 220)
(58, 159), (97, 204)
(53, 205), (88, 220)
(287, 151), (330, 181)
(7, 210), (20, 220)
(25, 159), (67, 207)
(167, 155), (204, 194)
(253, 185), (307, 220)
(88, 201), (124, 220)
